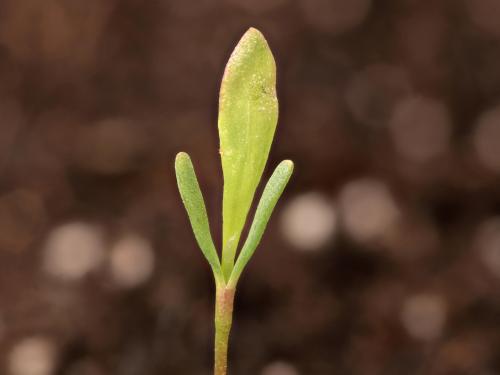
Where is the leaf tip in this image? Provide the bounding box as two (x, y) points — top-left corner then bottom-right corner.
(175, 151), (191, 165)
(225, 27), (273, 72)
(175, 152), (193, 177)
(175, 151), (189, 160)
(281, 159), (294, 172)
(240, 27), (271, 54)
(244, 27), (265, 40)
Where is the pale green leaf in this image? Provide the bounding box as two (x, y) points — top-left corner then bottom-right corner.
(227, 160), (293, 287)
(218, 27), (279, 279)
(175, 152), (222, 282)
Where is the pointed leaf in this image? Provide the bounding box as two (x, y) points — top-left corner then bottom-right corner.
(227, 160), (293, 287)
(175, 152), (222, 282)
(218, 27), (279, 279)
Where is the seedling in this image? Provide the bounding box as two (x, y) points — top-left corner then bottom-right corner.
(175, 28), (293, 375)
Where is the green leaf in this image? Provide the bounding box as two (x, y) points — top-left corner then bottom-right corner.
(227, 160), (293, 287)
(218, 27), (279, 280)
(175, 152), (223, 283)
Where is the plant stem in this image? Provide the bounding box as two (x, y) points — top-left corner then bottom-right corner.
(214, 285), (235, 375)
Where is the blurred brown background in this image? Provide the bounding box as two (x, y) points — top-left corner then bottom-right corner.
(1, 0), (500, 374)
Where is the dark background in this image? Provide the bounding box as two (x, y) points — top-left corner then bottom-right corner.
(1, 0), (500, 374)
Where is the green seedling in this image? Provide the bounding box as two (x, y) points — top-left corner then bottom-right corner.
(175, 28), (293, 375)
